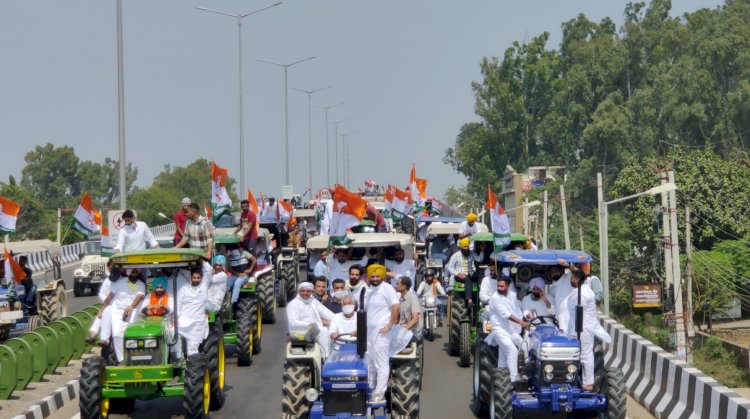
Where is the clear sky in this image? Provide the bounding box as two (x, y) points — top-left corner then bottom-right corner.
(0, 0), (722, 201)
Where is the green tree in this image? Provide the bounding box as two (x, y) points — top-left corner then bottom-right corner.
(21, 144), (80, 209)
(0, 177), (55, 240)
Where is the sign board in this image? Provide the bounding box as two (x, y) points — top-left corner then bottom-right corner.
(104, 210), (136, 255)
(282, 185), (294, 200)
(632, 284), (662, 309)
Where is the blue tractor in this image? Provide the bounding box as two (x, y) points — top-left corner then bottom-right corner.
(473, 250), (626, 419)
(281, 290), (420, 419)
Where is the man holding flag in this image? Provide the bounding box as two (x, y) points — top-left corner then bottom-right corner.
(211, 161), (233, 223)
(485, 185), (511, 251)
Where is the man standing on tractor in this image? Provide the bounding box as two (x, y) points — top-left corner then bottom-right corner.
(566, 269), (611, 391)
(140, 276), (173, 316)
(458, 213), (483, 239)
(287, 281), (335, 358)
(548, 259), (574, 334)
(345, 264), (368, 298)
(521, 277), (555, 321)
(173, 198), (191, 246)
(176, 264), (212, 359)
(364, 264), (402, 404)
(234, 199), (258, 251)
(479, 263), (500, 306)
(446, 237), (475, 305)
(99, 268), (146, 363)
(175, 203), (214, 259)
(314, 249), (330, 280)
(114, 210), (160, 254)
(385, 248), (416, 290)
(487, 276), (530, 382)
(329, 247), (370, 285)
(396, 276), (422, 342)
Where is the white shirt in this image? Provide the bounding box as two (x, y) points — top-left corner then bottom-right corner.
(488, 289), (522, 339)
(329, 312), (357, 337)
(329, 256), (368, 283)
(207, 270), (228, 310)
(115, 221), (157, 253)
(566, 284), (610, 343)
(459, 221), (482, 236)
(385, 259), (416, 290)
(365, 282), (400, 329)
(313, 260), (329, 279)
(109, 279), (146, 336)
(416, 281), (446, 298)
(346, 280), (369, 302)
(287, 296), (335, 331)
(521, 293), (556, 319)
(176, 280), (209, 342)
(479, 275), (498, 306)
(549, 273), (574, 334)
(98, 278), (114, 302)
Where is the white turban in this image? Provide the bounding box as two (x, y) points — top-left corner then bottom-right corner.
(298, 281), (314, 292)
(530, 277), (546, 291)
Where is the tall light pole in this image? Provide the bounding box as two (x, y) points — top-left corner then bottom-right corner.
(598, 176), (678, 315)
(341, 132), (356, 189)
(292, 86), (332, 194)
(331, 117), (351, 185)
(313, 102), (344, 188)
(196, 2), (283, 196)
(117, 0), (126, 209)
(256, 56), (316, 185)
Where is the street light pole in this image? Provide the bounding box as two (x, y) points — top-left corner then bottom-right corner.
(292, 86), (332, 195)
(196, 2), (283, 196)
(331, 117), (351, 185)
(256, 56), (316, 185)
(313, 102), (344, 188)
(117, 0), (126, 209)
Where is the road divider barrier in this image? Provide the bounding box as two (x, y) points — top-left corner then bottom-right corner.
(0, 305), (99, 399)
(602, 315), (750, 419)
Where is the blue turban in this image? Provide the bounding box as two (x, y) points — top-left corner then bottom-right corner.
(152, 276), (168, 290)
(213, 255), (227, 266)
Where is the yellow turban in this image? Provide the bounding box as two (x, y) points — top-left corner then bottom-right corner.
(458, 237), (470, 248)
(466, 213), (478, 222)
(367, 264), (387, 278)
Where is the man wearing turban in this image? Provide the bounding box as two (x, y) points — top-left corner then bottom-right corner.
(520, 277), (555, 323)
(446, 237), (475, 304)
(459, 212), (483, 239)
(287, 281), (335, 358)
(140, 275), (174, 317)
(206, 255), (228, 312)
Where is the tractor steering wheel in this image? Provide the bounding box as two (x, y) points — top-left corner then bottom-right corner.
(529, 315), (559, 328)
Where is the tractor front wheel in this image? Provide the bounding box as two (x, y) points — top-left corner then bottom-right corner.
(389, 357), (420, 419)
(459, 321), (471, 367)
(282, 361), (312, 418)
(79, 357), (105, 419)
(599, 367), (626, 419)
(490, 367), (512, 419)
(449, 296), (467, 356)
(183, 353), (210, 419)
(202, 321), (225, 410)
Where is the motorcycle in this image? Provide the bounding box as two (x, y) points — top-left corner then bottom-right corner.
(422, 295), (439, 341)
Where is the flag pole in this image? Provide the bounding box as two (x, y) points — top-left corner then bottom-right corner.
(60, 218), (75, 244)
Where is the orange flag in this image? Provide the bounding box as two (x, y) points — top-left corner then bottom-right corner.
(3, 247), (26, 283)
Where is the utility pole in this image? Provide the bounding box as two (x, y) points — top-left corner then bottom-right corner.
(560, 184), (570, 249)
(597, 173), (610, 315)
(668, 170), (687, 360)
(685, 205), (695, 362)
(523, 198), (530, 237)
(660, 172), (674, 308)
(57, 208), (62, 245)
(117, 0), (127, 209)
(579, 226), (585, 251)
(542, 190), (548, 249)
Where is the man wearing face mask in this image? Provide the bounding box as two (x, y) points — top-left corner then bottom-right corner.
(346, 265), (368, 297)
(99, 268), (146, 363)
(385, 248), (416, 290)
(521, 277), (555, 322)
(176, 265), (211, 359)
(446, 237), (475, 304)
(486, 276), (530, 382)
(287, 281), (335, 358)
(325, 278), (347, 314)
(330, 295), (358, 353)
(548, 259), (574, 334)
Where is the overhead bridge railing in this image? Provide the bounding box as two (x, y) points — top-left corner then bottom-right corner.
(0, 305), (100, 399)
(601, 315), (750, 419)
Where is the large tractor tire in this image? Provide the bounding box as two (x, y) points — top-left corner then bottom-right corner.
(236, 293), (258, 366)
(202, 322), (225, 410)
(593, 339), (606, 390)
(102, 341), (118, 366)
(79, 357), (105, 419)
(39, 284), (67, 326)
(257, 273), (277, 324)
(277, 272), (288, 308)
(283, 262), (297, 304)
(473, 340), (498, 417)
(390, 358), (420, 419)
(183, 353), (210, 419)
(459, 321), (471, 367)
(599, 367), (627, 419)
(281, 361), (312, 418)
(414, 259), (426, 291)
(449, 297), (467, 356)
(490, 368), (512, 419)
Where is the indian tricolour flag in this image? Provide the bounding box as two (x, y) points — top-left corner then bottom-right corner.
(409, 163), (428, 216)
(0, 196), (20, 234)
(277, 200), (294, 224)
(247, 188), (260, 215)
(383, 185), (394, 218)
(72, 193), (101, 237)
(391, 187), (411, 221)
(101, 223), (112, 255)
(329, 184), (367, 246)
(3, 247), (27, 284)
(486, 185), (511, 251)
(211, 161), (232, 223)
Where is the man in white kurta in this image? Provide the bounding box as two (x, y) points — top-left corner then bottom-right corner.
(521, 277), (556, 322)
(479, 264), (500, 306)
(346, 264), (369, 300)
(206, 255), (228, 312)
(329, 248), (369, 285)
(101, 268), (146, 363)
(566, 270), (611, 389)
(287, 282), (335, 358)
(88, 263), (119, 344)
(329, 295), (358, 353)
(385, 249), (416, 289)
(486, 276), (529, 382)
(114, 210), (159, 253)
(364, 264), (411, 403)
(548, 260), (574, 334)
(176, 265), (211, 358)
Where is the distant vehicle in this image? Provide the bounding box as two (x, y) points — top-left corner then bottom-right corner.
(73, 240), (109, 297)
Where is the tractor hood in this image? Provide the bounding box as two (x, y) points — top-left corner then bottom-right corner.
(529, 325), (580, 361)
(123, 316), (167, 339)
(321, 344), (368, 383)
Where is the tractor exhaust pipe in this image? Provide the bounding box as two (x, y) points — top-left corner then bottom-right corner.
(357, 288), (367, 358)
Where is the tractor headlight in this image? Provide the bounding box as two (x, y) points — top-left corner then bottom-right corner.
(304, 388), (319, 402)
(144, 339), (158, 348)
(566, 373), (575, 382)
(545, 372), (554, 381)
(567, 364), (578, 373)
(125, 340), (138, 349)
(543, 364), (554, 373)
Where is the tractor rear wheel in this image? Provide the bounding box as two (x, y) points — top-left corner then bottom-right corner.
(449, 297), (467, 356)
(473, 339), (498, 416)
(202, 321), (225, 410)
(236, 293), (257, 366)
(183, 353), (210, 419)
(282, 361), (312, 418)
(258, 273), (277, 324)
(459, 321), (471, 367)
(599, 367), (626, 419)
(490, 367), (512, 419)
(39, 284), (67, 325)
(389, 358), (420, 419)
(283, 262), (297, 303)
(79, 357), (105, 419)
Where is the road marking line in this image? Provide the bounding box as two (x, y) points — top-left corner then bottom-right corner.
(70, 414), (80, 419)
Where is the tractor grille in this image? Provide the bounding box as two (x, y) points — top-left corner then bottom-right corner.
(126, 348), (161, 366)
(538, 360), (579, 385)
(323, 389), (366, 416)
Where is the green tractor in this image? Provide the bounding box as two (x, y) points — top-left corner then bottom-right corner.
(78, 249), (224, 419)
(212, 229), (263, 367)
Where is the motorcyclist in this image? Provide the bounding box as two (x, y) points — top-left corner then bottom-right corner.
(415, 268), (446, 326)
